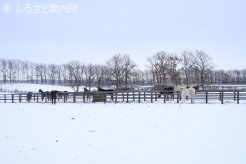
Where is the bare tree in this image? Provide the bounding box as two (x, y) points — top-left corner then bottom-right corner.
(242, 69), (246, 84)
(107, 54), (124, 88)
(147, 55), (159, 83)
(167, 54), (181, 86)
(48, 64), (57, 85)
(56, 65), (62, 84)
(193, 50), (214, 87)
(122, 54), (136, 87)
(14, 59), (22, 83)
(61, 64), (68, 85)
(7, 60), (15, 83)
(233, 70), (241, 84)
(85, 63), (95, 89)
(0, 59), (8, 84)
(94, 65), (107, 88)
(147, 51), (170, 84)
(67, 61), (85, 92)
(180, 50), (194, 86)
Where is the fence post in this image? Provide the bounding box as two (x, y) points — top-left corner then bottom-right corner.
(151, 92), (153, 103)
(144, 92), (146, 101)
(4, 95), (6, 103)
(115, 92), (118, 103)
(237, 91), (240, 104)
(122, 92), (124, 102)
(219, 92), (221, 101)
(37, 94), (39, 103)
(221, 91), (224, 104)
(164, 93), (166, 103)
(83, 93), (85, 103)
(234, 91), (236, 101)
(138, 92), (140, 103)
(19, 94), (22, 103)
(73, 93), (76, 103)
(127, 92), (129, 103)
(206, 91), (208, 104)
(177, 92), (179, 103)
(133, 91), (135, 101)
(12, 94), (14, 103)
(155, 92), (157, 101)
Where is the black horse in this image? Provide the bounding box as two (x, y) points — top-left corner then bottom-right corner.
(98, 87), (114, 100)
(50, 90), (58, 104)
(84, 88), (89, 92)
(26, 92), (32, 103)
(56, 91), (69, 102)
(63, 91), (69, 101)
(84, 88), (91, 101)
(158, 86), (174, 100)
(39, 89), (50, 101)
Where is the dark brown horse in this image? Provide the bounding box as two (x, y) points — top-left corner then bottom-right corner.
(98, 87), (114, 100)
(158, 86), (175, 100)
(39, 89), (50, 101)
(26, 92), (32, 103)
(50, 90), (58, 104)
(56, 91), (69, 102)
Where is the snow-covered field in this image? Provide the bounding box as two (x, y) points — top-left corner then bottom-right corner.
(0, 83), (74, 93)
(0, 84), (246, 164)
(1, 103), (246, 164)
(0, 83), (101, 94)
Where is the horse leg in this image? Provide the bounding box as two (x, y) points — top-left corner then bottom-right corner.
(181, 92), (186, 103)
(192, 95), (195, 103)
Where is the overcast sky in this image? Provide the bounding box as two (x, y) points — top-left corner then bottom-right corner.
(1, 0), (245, 70)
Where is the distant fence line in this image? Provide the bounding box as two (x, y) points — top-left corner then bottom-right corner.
(203, 85), (246, 90)
(1, 90), (246, 104)
(0, 88), (29, 94)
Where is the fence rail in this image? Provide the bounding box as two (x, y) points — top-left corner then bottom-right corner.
(1, 90), (246, 104)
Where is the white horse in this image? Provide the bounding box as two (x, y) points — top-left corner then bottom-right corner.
(174, 86), (196, 103)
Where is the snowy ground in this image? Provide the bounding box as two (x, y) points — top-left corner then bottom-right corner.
(1, 103), (246, 164)
(0, 83), (75, 93)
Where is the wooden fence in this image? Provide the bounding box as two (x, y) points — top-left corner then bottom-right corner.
(1, 90), (246, 104)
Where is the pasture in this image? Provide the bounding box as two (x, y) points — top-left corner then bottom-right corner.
(0, 103), (246, 164)
(1, 84), (246, 164)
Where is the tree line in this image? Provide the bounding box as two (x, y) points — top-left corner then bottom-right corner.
(1, 50), (245, 91)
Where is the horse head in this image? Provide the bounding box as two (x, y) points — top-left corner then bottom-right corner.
(193, 85), (199, 91)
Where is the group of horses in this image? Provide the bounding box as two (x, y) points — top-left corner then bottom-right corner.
(25, 85), (199, 104)
(38, 89), (68, 104)
(157, 85), (199, 103)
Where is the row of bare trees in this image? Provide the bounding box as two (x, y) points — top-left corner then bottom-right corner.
(147, 50), (214, 87)
(1, 50), (245, 90)
(0, 54), (137, 91)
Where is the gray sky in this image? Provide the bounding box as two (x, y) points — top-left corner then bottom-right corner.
(1, 0), (245, 70)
